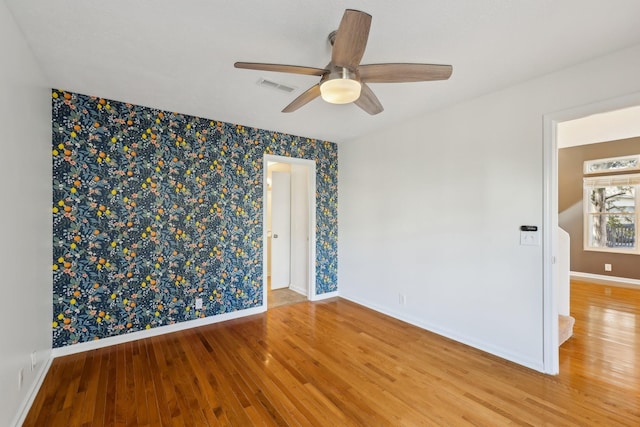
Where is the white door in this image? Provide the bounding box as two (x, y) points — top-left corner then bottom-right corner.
(270, 171), (291, 289)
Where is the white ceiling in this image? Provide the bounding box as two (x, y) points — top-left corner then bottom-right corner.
(6, 0), (640, 143)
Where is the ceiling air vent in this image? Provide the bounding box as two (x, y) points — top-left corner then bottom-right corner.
(257, 78), (296, 93)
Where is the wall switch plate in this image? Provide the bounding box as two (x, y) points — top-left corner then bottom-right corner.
(520, 231), (540, 246)
(195, 298), (203, 310)
(605, 263), (612, 272)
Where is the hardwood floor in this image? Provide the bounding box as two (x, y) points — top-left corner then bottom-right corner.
(25, 281), (640, 426)
(559, 281), (640, 403)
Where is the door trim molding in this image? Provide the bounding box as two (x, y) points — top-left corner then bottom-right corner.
(542, 91), (640, 374)
(263, 155), (317, 308)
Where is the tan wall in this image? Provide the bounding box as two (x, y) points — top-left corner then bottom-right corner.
(558, 137), (640, 279)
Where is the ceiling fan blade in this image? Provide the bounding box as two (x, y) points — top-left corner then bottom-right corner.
(332, 9), (372, 69)
(235, 62), (327, 76)
(359, 63), (453, 83)
(282, 84), (321, 113)
(354, 83), (383, 115)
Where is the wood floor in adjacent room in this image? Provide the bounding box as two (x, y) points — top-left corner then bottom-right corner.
(25, 281), (640, 426)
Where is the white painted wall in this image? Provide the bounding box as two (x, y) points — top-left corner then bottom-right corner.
(339, 43), (640, 371)
(0, 3), (53, 426)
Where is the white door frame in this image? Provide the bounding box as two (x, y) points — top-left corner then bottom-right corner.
(263, 154), (317, 308)
(542, 91), (640, 374)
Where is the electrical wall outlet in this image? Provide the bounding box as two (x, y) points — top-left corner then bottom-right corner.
(398, 293), (406, 305)
(605, 263), (612, 272)
(18, 368), (24, 390)
(195, 298), (203, 310)
(30, 351), (37, 371)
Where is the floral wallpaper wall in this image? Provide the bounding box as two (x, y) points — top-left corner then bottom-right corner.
(52, 90), (338, 348)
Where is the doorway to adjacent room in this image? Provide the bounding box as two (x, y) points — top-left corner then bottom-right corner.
(263, 155), (317, 308)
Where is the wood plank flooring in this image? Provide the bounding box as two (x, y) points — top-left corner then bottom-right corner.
(24, 281), (640, 426)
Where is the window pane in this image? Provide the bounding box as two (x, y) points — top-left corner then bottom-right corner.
(588, 214), (607, 247)
(585, 156), (639, 173)
(608, 218), (635, 248)
(588, 214), (636, 249)
(588, 186), (635, 214)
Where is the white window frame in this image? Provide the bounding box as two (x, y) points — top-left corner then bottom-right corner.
(583, 172), (640, 255)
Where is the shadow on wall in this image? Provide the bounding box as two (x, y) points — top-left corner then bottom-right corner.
(51, 90), (338, 348)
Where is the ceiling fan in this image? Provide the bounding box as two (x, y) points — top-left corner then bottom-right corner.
(235, 9), (452, 115)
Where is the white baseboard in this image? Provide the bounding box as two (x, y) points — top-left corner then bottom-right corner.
(339, 294), (544, 373)
(311, 290), (339, 301)
(11, 353), (53, 427)
(52, 306), (266, 358)
(571, 271), (640, 288)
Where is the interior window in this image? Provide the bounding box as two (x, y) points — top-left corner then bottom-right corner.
(583, 160), (640, 254)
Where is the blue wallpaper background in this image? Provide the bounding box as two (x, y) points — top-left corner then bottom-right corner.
(52, 90), (338, 348)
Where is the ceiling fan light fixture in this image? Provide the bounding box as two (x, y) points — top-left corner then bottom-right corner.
(235, 9), (452, 115)
(320, 68), (361, 104)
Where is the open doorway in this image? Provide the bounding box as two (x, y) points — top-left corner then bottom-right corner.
(263, 155), (316, 309)
(543, 92), (640, 374)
